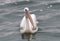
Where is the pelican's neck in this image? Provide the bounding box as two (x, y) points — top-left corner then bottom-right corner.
(25, 12), (29, 25)
(24, 10), (30, 19)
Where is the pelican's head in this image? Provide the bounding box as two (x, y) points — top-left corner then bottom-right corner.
(24, 7), (29, 14)
(24, 7), (29, 12)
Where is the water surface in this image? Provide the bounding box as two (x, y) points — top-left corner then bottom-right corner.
(0, 0), (60, 41)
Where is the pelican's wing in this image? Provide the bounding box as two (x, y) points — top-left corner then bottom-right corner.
(20, 16), (26, 28)
(30, 14), (38, 33)
(31, 14), (37, 27)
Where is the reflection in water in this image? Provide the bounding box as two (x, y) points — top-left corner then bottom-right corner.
(21, 33), (36, 41)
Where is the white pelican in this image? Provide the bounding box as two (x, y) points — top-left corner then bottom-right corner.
(20, 7), (38, 34)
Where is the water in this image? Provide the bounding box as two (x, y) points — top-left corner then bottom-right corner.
(0, 0), (60, 41)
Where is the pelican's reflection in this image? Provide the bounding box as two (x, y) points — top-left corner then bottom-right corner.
(21, 33), (36, 41)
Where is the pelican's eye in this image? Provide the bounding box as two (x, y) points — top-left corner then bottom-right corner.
(25, 9), (27, 11)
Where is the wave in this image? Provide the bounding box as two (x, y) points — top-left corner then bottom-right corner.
(0, 0), (60, 6)
(44, 0), (60, 6)
(37, 26), (60, 33)
(0, 31), (19, 37)
(0, 0), (60, 8)
(0, 0), (35, 8)
(0, 0), (30, 5)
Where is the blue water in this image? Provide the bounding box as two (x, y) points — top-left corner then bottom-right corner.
(0, 0), (60, 41)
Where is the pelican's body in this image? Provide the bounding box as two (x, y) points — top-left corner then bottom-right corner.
(20, 7), (38, 34)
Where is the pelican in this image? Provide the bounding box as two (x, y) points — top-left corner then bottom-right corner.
(20, 7), (38, 34)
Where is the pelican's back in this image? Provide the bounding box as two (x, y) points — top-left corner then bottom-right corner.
(20, 14), (38, 33)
